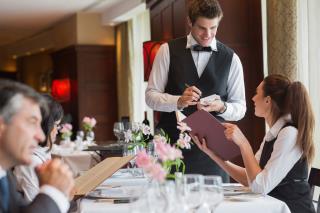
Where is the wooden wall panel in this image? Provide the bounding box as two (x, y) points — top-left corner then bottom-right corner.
(173, 0), (188, 38)
(151, 14), (162, 41)
(52, 45), (117, 143)
(162, 4), (173, 40)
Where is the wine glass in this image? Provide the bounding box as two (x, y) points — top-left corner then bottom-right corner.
(75, 130), (84, 150)
(202, 176), (223, 212)
(180, 174), (204, 212)
(113, 122), (124, 143)
(76, 130), (84, 141)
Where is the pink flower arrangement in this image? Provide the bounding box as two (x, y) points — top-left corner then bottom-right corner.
(136, 122), (192, 182)
(136, 148), (170, 182)
(177, 133), (192, 149)
(82, 116), (97, 132)
(60, 123), (73, 140)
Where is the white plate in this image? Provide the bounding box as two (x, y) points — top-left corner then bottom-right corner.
(223, 185), (251, 196)
(225, 193), (263, 202)
(87, 185), (143, 199)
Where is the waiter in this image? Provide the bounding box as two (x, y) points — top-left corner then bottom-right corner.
(145, 0), (246, 182)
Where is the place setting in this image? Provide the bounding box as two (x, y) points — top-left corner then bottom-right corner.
(223, 184), (263, 202)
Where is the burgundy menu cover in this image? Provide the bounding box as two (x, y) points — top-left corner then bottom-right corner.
(182, 110), (240, 160)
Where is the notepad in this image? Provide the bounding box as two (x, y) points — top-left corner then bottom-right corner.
(199, 94), (220, 105)
(182, 110), (240, 160)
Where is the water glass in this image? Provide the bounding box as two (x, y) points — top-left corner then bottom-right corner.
(180, 174), (204, 211)
(202, 176), (223, 212)
(86, 131), (95, 142)
(144, 181), (174, 213)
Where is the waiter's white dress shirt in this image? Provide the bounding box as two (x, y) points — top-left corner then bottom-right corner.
(145, 33), (246, 121)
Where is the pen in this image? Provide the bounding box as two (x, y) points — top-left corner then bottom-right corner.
(185, 83), (202, 98)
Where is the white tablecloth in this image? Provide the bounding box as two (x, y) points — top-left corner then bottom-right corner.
(80, 195), (290, 213)
(79, 170), (291, 213)
(52, 148), (100, 176)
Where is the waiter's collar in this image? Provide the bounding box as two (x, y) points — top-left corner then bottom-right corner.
(186, 33), (218, 52)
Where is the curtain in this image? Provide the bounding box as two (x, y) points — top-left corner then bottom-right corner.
(266, 0), (319, 170)
(127, 10), (151, 122)
(116, 22), (133, 121)
(267, 0), (297, 80)
(297, 0), (320, 170)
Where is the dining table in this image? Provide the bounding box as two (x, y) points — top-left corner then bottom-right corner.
(78, 169), (291, 213)
(51, 144), (101, 177)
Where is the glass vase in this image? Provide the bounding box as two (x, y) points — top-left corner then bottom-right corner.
(85, 130), (95, 144)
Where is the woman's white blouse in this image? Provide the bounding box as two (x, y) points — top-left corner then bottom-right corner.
(250, 115), (303, 195)
(14, 146), (51, 201)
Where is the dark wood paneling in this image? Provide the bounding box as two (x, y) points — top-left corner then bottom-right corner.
(51, 45), (117, 143)
(173, 0), (188, 38)
(148, 0), (265, 165)
(151, 14), (162, 41)
(162, 4), (173, 40)
(0, 71), (17, 80)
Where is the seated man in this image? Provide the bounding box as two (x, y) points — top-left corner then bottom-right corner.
(0, 80), (74, 213)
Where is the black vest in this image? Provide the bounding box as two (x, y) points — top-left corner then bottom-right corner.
(156, 37), (233, 180)
(259, 124), (315, 213)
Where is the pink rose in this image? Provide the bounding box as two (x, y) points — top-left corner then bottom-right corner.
(90, 118), (97, 127)
(60, 123), (72, 133)
(83, 117), (91, 124)
(136, 150), (153, 169)
(155, 141), (183, 161)
(148, 163), (167, 182)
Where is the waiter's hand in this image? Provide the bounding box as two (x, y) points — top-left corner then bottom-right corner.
(197, 99), (226, 113)
(177, 85), (202, 109)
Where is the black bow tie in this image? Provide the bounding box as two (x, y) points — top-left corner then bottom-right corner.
(192, 45), (212, 52)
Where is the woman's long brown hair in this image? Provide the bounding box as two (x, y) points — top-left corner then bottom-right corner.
(263, 74), (315, 165)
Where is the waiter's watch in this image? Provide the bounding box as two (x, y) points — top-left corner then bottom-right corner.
(217, 101), (227, 114)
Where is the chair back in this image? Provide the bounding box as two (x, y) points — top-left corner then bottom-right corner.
(308, 167), (320, 213)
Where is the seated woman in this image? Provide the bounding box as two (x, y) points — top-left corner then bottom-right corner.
(192, 74), (315, 213)
(14, 94), (64, 201)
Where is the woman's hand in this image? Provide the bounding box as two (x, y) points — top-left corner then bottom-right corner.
(223, 123), (249, 147)
(191, 134), (215, 158)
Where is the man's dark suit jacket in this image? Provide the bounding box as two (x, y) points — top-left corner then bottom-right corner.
(0, 171), (61, 213)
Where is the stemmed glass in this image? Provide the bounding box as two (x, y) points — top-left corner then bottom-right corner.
(123, 144), (144, 177)
(202, 176), (223, 212)
(76, 130), (84, 141)
(113, 122), (124, 143)
(75, 130), (84, 150)
(180, 174), (204, 212)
